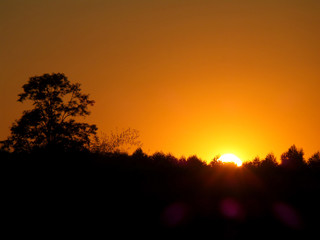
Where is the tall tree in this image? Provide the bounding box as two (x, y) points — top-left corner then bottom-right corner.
(1, 73), (97, 152)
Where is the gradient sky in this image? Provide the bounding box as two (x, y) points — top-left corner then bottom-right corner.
(1, 0), (320, 162)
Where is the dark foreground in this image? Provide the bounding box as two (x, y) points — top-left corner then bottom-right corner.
(2, 150), (320, 239)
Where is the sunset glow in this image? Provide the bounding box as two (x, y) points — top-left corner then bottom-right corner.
(2, 1), (320, 238)
(1, 1), (320, 161)
(218, 154), (243, 167)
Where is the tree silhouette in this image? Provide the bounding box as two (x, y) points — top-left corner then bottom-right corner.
(1, 73), (97, 152)
(308, 152), (320, 168)
(243, 156), (261, 169)
(280, 145), (305, 169)
(186, 155), (206, 168)
(261, 153), (278, 168)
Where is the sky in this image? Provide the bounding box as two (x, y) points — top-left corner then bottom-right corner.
(1, 0), (320, 162)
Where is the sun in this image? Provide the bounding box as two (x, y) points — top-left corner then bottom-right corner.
(218, 153), (243, 167)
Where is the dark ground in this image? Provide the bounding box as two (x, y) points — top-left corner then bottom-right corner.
(2, 150), (320, 239)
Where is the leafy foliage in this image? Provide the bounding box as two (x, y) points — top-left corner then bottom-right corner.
(1, 73), (97, 152)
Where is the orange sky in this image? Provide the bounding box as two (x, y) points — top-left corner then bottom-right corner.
(1, 0), (320, 162)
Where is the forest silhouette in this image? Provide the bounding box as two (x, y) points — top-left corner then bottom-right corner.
(1, 73), (320, 239)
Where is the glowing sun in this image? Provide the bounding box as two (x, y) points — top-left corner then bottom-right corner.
(218, 153), (243, 167)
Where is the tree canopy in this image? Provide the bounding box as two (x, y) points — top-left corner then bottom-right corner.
(280, 145), (305, 169)
(1, 73), (97, 152)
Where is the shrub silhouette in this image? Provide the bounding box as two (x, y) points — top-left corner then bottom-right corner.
(91, 128), (142, 154)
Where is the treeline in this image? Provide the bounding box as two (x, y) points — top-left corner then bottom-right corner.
(243, 145), (320, 170)
(1, 144), (320, 169)
(2, 145), (320, 239)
